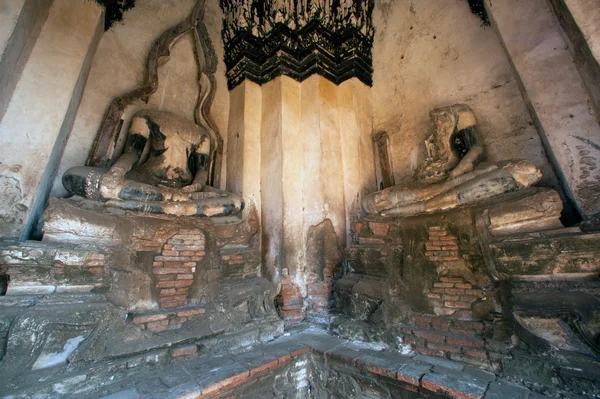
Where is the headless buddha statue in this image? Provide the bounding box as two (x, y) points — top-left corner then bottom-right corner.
(63, 110), (243, 217)
(362, 104), (542, 217)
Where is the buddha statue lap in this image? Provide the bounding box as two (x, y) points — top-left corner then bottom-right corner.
(363, 104), (544, 217)
(63, 110), (243, 217)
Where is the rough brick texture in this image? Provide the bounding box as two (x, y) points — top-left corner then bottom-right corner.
(153, 231), (205, 309)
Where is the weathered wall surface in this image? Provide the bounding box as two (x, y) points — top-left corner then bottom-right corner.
(372, 0), (558, 188)
(0, 0), (103, 239)
(51, 0), (230, 198)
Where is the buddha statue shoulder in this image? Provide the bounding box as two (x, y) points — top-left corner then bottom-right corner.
(362, 104), (543, 217)
(63, 110), (243, 217)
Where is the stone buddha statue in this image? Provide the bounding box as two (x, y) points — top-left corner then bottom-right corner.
(362, 104), (543, 217)
(63, 110), (243, 217)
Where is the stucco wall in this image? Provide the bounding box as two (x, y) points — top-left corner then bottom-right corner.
(372, 0), (558, 188)
(51, 0), (229, 197)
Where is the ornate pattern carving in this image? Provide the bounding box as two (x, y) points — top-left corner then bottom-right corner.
(219, 0), (375, 90)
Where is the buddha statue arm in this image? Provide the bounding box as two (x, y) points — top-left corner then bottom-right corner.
(448, 144), (484, 179)
(182, 141), (210, 193)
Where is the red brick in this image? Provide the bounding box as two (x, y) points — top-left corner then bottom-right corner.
(146, 319), (169, 329)
(163, 244), (173, 250)
(249, 359), (279, 377)
(431, 318), (451, 331)
(84, 260), (103, 267)
(427, 293), (441, 300)
(157, 280), (195, 288)
(155, 274), (176, 281)
(177, 308), (206, 317)
(445, 288), (465, 295)
(183, 262), (196, 267)
(413, 330), (445, 343)
(425, 244), (442, 251)
(355, 223), (363, 234)
(172, 345), (197, 358)
(369, 222), (390, 236)
(455, 283), (472, 289)
(433, 282), (454, 288)
(291, 347), (310, 357)
(160, 301), (186, 309)
(465, 289), (483, 296)
(161, 288), (189, 296)
(153, 262), (163, 267)
(463, 348), (488, 360)
(440, 277), (464, 283)
(147, 324), (169, 333)
(278, 354), (292, 363)
(177, 274), (194, 280)
(404, 335), (425, 347)
(439, 236), (458, 241)
(426, 341), (460, 353)
(444, 301), (471, 309)
(431, 288), (445, 294)
(163, 261), (183, 268)
(422, 380), (475, 399)
(441, 245), (459, 251)
(162, 250), (179, 256)
(429, 226), (444, 231)
(200, 371), (249, 397)
(446, 336), (484, 348)
(414, 316), (432, 329)
(132, 314), (168, 324)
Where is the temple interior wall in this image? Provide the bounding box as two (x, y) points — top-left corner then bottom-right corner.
(50, 0), (230, 198)
(371, 0), (560, 189)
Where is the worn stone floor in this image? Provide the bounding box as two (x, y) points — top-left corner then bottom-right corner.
(1, 327), (552, 399)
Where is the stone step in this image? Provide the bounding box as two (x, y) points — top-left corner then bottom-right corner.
(130, 306), (207, 332)
(89, 329), (540, 399)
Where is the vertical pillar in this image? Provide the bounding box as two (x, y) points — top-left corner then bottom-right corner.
(485, 0), (600, 221)
(226, 80), (262, 215)
(221, 0), (376, 324)
(0, 0), (104, 239)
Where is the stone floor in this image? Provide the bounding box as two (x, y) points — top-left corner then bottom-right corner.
(2, 327), (552, 399)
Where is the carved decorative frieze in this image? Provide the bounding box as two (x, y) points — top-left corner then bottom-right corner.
(219, 0), (375, 90)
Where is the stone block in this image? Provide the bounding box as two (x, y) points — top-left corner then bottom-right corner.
(397, 361), (432, 386)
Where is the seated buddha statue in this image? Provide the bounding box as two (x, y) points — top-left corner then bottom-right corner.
(63, 110), (243, 217)
(362, 104), (543, 217)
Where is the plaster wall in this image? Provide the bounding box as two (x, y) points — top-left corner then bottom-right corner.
(228, 76), (375, 289)
(51, 0), (230, 198)
(486, 0), (600, 218)
(547, 0), (600, 122)
(0, 0), (53, 123)
(0, 0), (103, 239)
(372, 0), (558, 189)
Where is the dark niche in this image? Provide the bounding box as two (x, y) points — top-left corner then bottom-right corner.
(219, 0), (375, 90)
(467, 0), (490, 26)
(95, 0), (136, 31)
